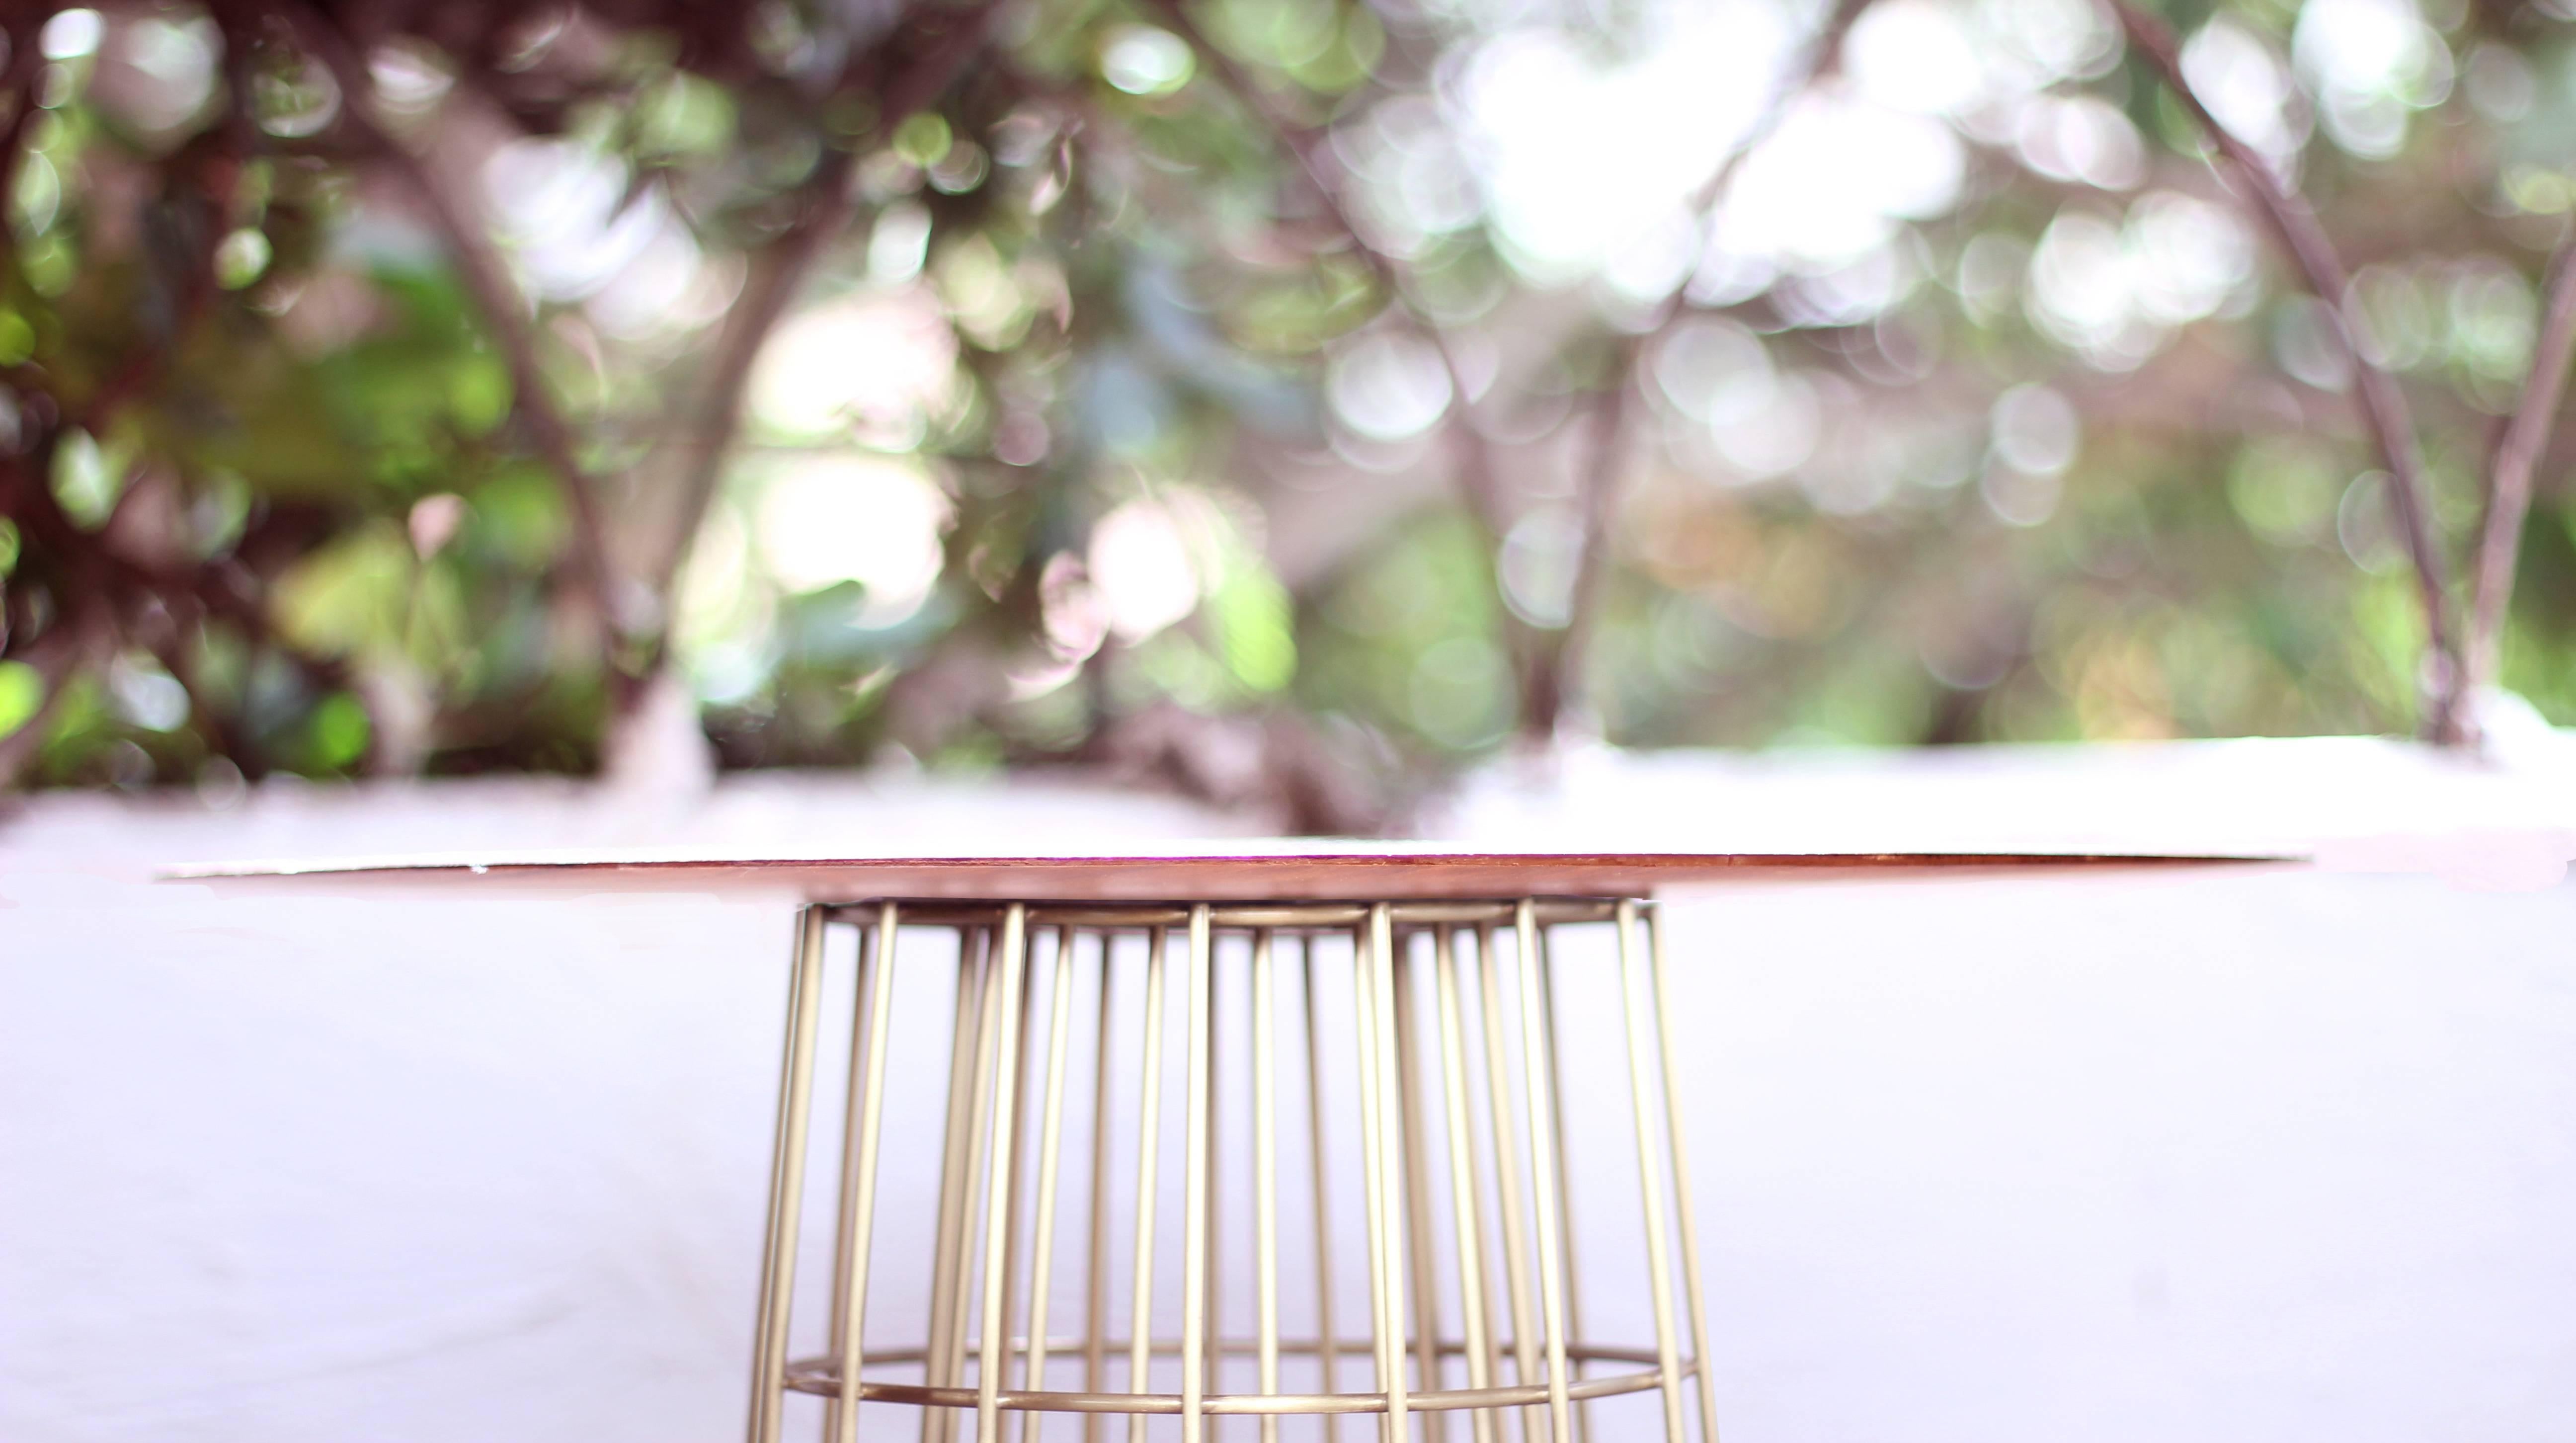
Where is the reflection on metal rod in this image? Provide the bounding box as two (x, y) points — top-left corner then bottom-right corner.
(1536, 929), (1588, 1443)
(1615, 902), (1687, 1443)
(748, 906), (827, 1443)
(1353, 919), (1394, 1443)
(1181, 905), (1215, 1443)
(980, 907), (1034, 1439)
(1085, 931), (1116, 1443)
(946, 928), (1007, 1443)
(1254, 928), (1282, 1443)
(1000, 936), (1042, 1431)
(1368, 904), (1413, 1441)
(1206, 927), (1224, 1409)
(1024, 925), (1078, 1443)
(1646, 910), (1719, 1443)
(827, 920), (868, 1443)
(924, 930), (988, 1443)
(1302, 935), (1343, 1443)
(1392, 934), (1446, 1440)
(1515, 902), (1573, 1443)
(1128, 927), (1169, 1443)
(830, 905), (900, 1443)
(1435, 926), (1500, 1443)
(1474, 923), (1541, 1443)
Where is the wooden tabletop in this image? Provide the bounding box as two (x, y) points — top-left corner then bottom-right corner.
(168, 841), (2287, 902)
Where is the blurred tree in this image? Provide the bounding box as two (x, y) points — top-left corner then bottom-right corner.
(1, 0), (2573, 823)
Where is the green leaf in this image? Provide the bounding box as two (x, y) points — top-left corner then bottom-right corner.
(0, 659), (43, 738)
(305, 692), (371, 771)
(21, 234), (74, 296)
(638, 72), (735, 157)
(213, 229), (272, 290)
(893, 112), (953, 167)
(49, 428), (124, 528)
(0, 309), (34, 365)
(1210, 554), (1295, 694)
(450, 352), (513, 437)
(270, 523), (415, 658)
(465, 466), (568, 569)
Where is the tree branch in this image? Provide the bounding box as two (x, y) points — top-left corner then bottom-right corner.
(2468, 236), (2576, 696)
(630, 151), (851, 594)
(1684, 0), (1877, 220)
(1525, 369), (1632, 739)
(134, 596), (244, 772)
(0, 94), (263, 787)
(2111, 0), (2467, 742)
(169, 554), (360, 697)
(1144, 0), (1495, 520)
(636, 0), (1002, 606)
(288, 5), (624, 652)
(79, 163), (229, 434)
(1531, 0), (1879, 742)
(1142, 0), (1546, 720)
(0, 16), (42, 274)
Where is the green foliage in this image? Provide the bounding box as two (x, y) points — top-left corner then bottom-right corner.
(7, 0), (2576, 801)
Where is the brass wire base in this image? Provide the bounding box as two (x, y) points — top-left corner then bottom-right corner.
(747, 898), (1717, 1443)
(782, 1338), (1691, 1415)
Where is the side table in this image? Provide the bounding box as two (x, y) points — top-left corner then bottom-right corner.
(188, 844), (2248, 1442)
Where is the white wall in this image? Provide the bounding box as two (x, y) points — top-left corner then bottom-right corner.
(4, 754), (2572, 1442)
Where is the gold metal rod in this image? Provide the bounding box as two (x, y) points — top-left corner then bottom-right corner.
(826, 919), (866, 1442)
(830, 906), (902, 1443)
(1368, 905), (1413, 1441)
(743, 898), (1709, 1443)
(1127, 926), (1170, 1443)
(1001, 937), (1044, 1425)
(948, 928), (1009, 1443)
(1473, 923), (1541, 1443)
(1351, 923), (1394, 1443)
(1646, 910), (1719, 1443)
(1614, 902), (1688, 1443)
(1252, 928), (1281, 1443)
(1433, 927), (1499, 1443)
(826, 920), (867, 1321)
(980, 907), (1035, 1440)
(1514, 902), (1572, 1443)
(1084, 930), (1115, 1443)
(747, 906), (828, 1443)
(924, 929), (989, 1443)
(1300, 936), (1343, 1443)
(1535, 929), (1588, 1443)
(1207, 935), (1223, 1410)
(1390, 935), (1445, 1437)
(1023, 926), (1080, 1443)
(1181, 905), (1215, 1443)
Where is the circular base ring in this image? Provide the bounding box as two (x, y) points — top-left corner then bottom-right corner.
(784, 1335), (1686, 1416)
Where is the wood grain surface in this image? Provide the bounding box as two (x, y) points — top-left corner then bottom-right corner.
(170, 843), (2290, 901)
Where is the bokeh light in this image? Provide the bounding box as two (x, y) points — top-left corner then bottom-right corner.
(4, 0), (2573, 793)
